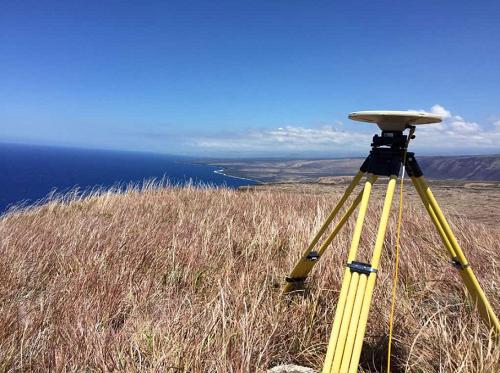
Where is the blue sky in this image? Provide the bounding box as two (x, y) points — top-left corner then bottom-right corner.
(1, 1), (500, 157)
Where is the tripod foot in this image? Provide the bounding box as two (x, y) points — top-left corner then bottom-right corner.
(283, 276), (306, 293)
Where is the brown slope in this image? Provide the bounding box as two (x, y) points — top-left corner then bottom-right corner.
(206, 155), (500, 182)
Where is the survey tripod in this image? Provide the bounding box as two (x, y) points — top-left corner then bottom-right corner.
(283, 112), (500, 373)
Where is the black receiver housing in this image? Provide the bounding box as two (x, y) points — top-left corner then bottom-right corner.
(360, 131), (408, 177)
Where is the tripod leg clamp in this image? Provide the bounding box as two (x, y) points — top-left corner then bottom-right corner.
(347, 261), (378, 275)
(451, 257), (470, 270)
(306, 251), (320, 261)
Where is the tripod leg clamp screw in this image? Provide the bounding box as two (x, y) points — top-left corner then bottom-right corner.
(285, 276), (306, 283)
(306, 251), (320, 261)
(451, 257), (469, 270)
(347, 261), (378, 275)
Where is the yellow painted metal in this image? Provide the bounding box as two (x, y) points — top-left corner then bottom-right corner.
(410, 177), (455, 257)
(322, 268), (352, 371)
(300, 170), (364, 252)
(283, 188), (366, 293)
(283, 171), (364, 293)
(370, 176), (397, 269)
(317, 185), (372, 258)
(347, 176), (398, 373)
(339, 273), (368, 373)
(414, 176), (500, 334)
(346, 175), (376, 263)
(322, 175), (376, 373)
(330, 273), (360, 371)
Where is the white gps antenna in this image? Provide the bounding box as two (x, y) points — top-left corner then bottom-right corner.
(348, 110), (442, 131)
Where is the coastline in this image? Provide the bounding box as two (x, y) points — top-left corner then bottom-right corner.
(213, 168), (264, 184)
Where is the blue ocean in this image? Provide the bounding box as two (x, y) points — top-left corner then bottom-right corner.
(0, 143), (256, 215)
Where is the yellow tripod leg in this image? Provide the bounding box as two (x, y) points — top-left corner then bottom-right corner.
(410, 177), (456, 257)
(284, 185), (369, 293)
(283, 171), (365, 293)
(413, 176), (500, 334)
(316, 187), (369, 258)
(322, 174), (377, 373)
(346, 176), (398, 373)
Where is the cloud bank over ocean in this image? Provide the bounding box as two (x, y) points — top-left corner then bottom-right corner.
(188, 105), (500, 156)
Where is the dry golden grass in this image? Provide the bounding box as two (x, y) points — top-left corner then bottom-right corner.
(0, 181), (498, 372)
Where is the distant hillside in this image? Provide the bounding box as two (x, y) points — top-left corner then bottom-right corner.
(418, 155), (500, 180)
(204, 155), (500, 183)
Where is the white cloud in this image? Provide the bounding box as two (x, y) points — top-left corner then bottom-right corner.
(191, 105), (500, 156)
(196, 124), (371, 154)
(429, 104), (451, 119)
(414, 105), (500, 151)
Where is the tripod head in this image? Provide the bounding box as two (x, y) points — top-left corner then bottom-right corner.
(371, 131), (408, 149)
(349, 111), (443, 177)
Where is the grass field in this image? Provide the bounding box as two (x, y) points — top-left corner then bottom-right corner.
(0, 181), (499, 372)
